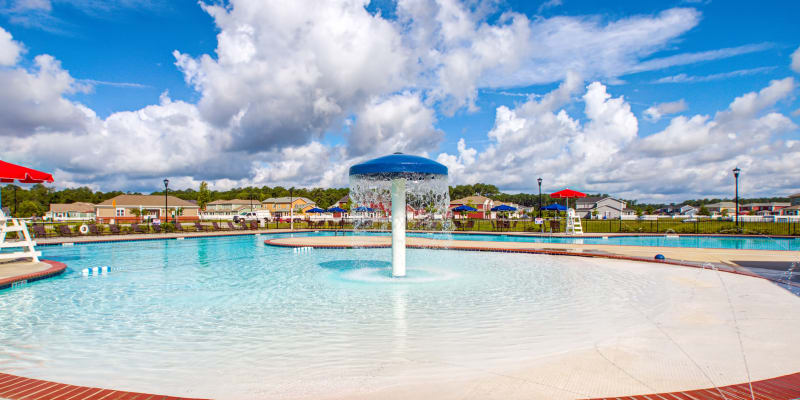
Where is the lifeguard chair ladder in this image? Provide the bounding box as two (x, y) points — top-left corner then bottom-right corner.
(0, 211), (41, 262)
(566, 208), (583, 236)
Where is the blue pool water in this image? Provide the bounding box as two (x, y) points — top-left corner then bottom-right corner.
(301, 230), (800, 251)
(0, 233), (682, 399)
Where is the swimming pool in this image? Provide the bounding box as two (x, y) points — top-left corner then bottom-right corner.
(405, 231), (800, 251)
(2, 233), (800, 399)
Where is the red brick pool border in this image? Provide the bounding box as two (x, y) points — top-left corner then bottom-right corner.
(0, 372), (208, 400)
(0, 260), (66, 291)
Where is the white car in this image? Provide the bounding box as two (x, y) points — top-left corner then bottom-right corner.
(233, 210), (271, 223)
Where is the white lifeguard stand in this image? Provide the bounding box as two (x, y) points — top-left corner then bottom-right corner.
(0, 210), (41, 262)
(0, 159), (54, 263)
(566, 208), (583, 235)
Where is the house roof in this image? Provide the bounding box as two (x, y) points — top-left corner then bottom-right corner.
(576, 196), (604, 204)
(337, 194), (350, 204)
(262, 197), (315, 205)
(743, 202), (790, 207)
(706, 202), (736, 208)
(451, 195), (492, 205)
(97, 194), (198, 208)
(782, 204), (800, 210)
(49, 202), (95, 213)
(789, 193), (800, 198)
(208, 199), (253, 205)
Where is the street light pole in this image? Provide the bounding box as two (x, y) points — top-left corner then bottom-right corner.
(163, 178), (169, 224)
(732, 167), (740, 228)
(289, 188), (294, 231)
(537, 177), (543, 220)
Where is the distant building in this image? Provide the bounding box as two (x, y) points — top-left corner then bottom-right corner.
(262, 197), (316, 217)
(575, 197), (634, 219)
(740, 202), (790, 216)
(705, 202), (736, 216)
(201, 199), (261, 220)
(47, 202), (96, 221)
(450, 195), (494, 218)
(96, 194), (200, 223)
(789, 193), (800, 206)
(335, 195), (350, 209)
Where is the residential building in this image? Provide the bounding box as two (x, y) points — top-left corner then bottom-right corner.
(450, 195), (494, 218)
(740, 202), (790, 215)
(789, 193), (800, 206)
(47, 202), (96, 221)
(780, 205), (800, 216)
(576, 197), (634, 219)
(335, 195), (350, 209)
(95, 194), (200, 223)
(262, 197), (316, 217)
(705, 202), (736, 216)
(201, 199), (261, 220)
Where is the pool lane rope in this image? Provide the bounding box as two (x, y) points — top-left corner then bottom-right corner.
(82, 266), (111, 276)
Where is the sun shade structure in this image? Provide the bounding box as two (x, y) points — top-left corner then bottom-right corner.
(549, 188), (586, 199)
(349, 153), (449, 277)
(542, 203), (568, 211)
(326, 207), (347, 213)
(306, 207), (327, 213)
(452, 205), (477, 212)
(0, 160), (54, 183)
(352, 206), (375, 212)
(491, 204), (517, 211)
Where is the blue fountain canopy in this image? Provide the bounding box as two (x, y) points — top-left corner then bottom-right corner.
(349, 153), (448, 177)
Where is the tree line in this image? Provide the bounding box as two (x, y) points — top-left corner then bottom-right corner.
(1, 182), (792, 218)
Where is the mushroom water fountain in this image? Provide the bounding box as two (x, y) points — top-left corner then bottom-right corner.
(349, 153), (450, 277)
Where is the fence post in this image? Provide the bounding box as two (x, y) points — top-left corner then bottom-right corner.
(695, 220), (698, 234)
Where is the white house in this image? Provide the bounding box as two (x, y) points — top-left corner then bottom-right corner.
(576, 197), (634, 219)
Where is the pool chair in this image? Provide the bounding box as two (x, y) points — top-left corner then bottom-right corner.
(174, 221), (187, 232)
(58, 225), (75, 237)
(131, 223), (147, 234)
(109, 224), (124, 235)
(89, 224), (103, 235)
(465, 220), (475, 230)
(227, 221), (237, 230)
(239, 222), (249, 230)
(32, 224), (52, 238)
(194, 222), (211, 232)
(249, 221), (258, 230)
(549, 220), (561, 233)
(212, 222), (225, 231)
(151, 224), (162, 234)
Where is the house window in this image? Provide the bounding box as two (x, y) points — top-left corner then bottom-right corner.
(116, 208), (125, 217)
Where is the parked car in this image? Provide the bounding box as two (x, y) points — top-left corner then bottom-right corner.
(233, 210), (271, 223)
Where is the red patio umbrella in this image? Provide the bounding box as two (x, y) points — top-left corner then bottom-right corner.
(0, 160), (54, 217)
(0, 160), (54, 183)
(550, 188), (586, 210)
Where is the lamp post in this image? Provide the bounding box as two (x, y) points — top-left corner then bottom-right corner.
(537, 177), (543, 219)
(732, 167), (740, 228)
(289, 187), (294, 231)
(163, 178), (169, 224)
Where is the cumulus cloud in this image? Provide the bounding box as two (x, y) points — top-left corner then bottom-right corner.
(0, 26), (22, 65)
(437, 77), (799, 201)
(792, 46), (800, 73)
(644, 99), (687, 122)
(1, 1), (798, 201)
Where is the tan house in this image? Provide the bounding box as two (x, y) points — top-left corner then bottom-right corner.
(262, 197), (316, 217)
(201, 199), (260, 219)
(450, 195), (494, 218)
(47, 202), (96, 221)
(96, 194), (200, 223)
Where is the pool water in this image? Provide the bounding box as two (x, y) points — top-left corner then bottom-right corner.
(0, 233), (677, 399)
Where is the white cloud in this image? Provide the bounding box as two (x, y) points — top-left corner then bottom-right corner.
(631, 43), (772, 73)
(537, 0), (563, 13)
(0, 26), (23, 65)
(644, 99), (688, 122)
(438, 77), (799, 201)
(652, 67), (774, 84)
(348, 92), (443, 157)
(792, 45), (800, 74)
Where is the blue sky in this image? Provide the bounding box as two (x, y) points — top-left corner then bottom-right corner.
(1, 0), (798, 201)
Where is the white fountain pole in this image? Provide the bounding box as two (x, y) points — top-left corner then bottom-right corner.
(391, 177), (406, 277)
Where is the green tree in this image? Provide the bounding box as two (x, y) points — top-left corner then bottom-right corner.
(698, 205), (710, 216)
(197, 181), (212, 210)
(17, 200), (41, 218)
(130, 208), (143, 222)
